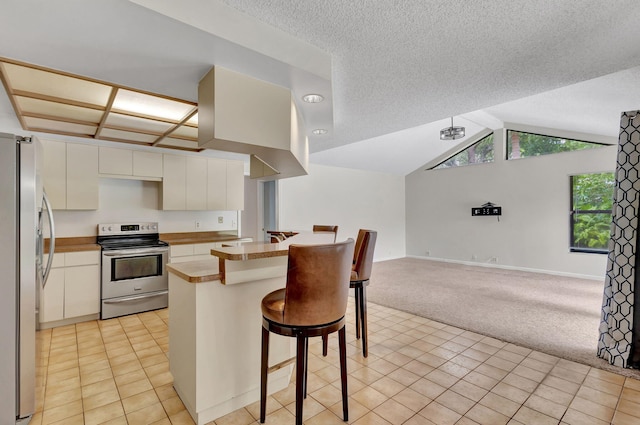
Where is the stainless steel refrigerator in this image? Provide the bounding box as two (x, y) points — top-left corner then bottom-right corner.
(0, 133), (55, 424)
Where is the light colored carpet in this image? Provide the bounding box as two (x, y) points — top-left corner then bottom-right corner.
(366, 257), (640, 379)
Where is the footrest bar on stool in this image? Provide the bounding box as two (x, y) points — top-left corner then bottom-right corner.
(268, 356), (296, 374)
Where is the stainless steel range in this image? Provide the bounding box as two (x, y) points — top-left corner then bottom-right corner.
(98, 222), (169, 320)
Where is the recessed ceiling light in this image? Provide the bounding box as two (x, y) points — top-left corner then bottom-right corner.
(303, 94), (324, 103)
(312, 129), (328, 135)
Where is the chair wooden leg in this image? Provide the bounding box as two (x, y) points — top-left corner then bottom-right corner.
(304, 336), (309, 399)
(360, 285), (368, 357)
(322, 334), (328, 357)
(338, 325), (349, 421)
(354, 286), (361, 339)
(260, 326), (269, 423)
(295, 336), (306, 425)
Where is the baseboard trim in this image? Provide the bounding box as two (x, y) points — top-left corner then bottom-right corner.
(406, 255), (604, 281)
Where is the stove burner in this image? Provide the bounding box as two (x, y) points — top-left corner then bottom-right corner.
(97, 222), (167, 250)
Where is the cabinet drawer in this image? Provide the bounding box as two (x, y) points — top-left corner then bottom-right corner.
(65, 251), (100, 267)
(193, 242), (220, 255)
(44, 253), (65, 269)
(170, 244), (194, 258)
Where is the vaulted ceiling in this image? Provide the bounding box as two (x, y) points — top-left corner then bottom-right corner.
(1, 1), (639, 175)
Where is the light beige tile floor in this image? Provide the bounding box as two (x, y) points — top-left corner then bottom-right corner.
(32, 300), (640, 424)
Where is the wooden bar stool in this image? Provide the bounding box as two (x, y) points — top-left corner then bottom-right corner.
(260, 239), (354, 425)
(312, 224), (338, 242)
(351, 229), (377, 357)
(323, 229), (377, 357)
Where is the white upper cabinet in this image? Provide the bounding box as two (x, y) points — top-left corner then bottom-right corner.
(100, 147), (163, 179)
(162, 154), (187, 210)
(186, 157), (207, 210)
(163, 154), (244, 211)
(206, 158), (226, 211)
(42, 140), (66, 210)
(66, 143), (99, 210)
(43, 140), (98, 210)
(99, 146), (133, 175)
(226, 160), (244, 211)
(133, 151), (163, 178)
(43, 139), (241, 212)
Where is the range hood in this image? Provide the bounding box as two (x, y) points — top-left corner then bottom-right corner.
(198, 66), (308, 180)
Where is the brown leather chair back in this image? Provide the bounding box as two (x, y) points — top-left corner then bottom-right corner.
(283, 239), (354, 326)
(353, 230), (377, 281)
(313, 225), (338, 242)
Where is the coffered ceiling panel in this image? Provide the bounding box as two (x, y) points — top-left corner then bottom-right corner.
(103, 113), (174, 134)
(156, 137), (199, 150)
(15, 96), (104, 123)
(23, 116), (97, 136)
(99, 128), (159, 144)
(0, 57), (202, 152)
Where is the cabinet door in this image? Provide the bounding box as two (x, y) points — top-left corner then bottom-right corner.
(64, 264), (100, 318)
(192, 242), (220, 260)
(206, 158), (226, 210)
(162, 154), (186, 210)
(66, 143), (99, 210)
(169, 244), (194, 263)
(226, 160), (245, 211)
(40, 267), (64, 323)
(41, 140), (66, 210)
(99, 147), (133, 175)
(133, 151), (163, 178)
(186, 157), (207, 210)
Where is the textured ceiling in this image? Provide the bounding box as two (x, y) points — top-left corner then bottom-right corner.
(1, 0), (640, 175)
(218, 0), (640, 149)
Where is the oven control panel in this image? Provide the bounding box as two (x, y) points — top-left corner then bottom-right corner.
(98, 222), (159, 236)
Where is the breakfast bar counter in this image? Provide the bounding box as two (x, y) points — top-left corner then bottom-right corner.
(166, 232), (335, 425)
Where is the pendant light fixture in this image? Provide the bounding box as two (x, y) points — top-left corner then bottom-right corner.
(440, 116), (465, 140)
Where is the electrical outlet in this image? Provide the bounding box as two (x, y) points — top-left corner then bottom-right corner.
(218, 216), (223, 224)
(471, 254), (477, 260)
(425, 250), (430, 256)
(489, 256), (497, 263)
(195, 221), (201, 229)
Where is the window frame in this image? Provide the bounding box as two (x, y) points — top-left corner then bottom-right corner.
(569, 172), (614, 255)
(431, 132), (495, 170)
(506, 130), (610, 160)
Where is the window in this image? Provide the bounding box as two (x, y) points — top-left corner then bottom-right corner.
(433, 133), (494, 169)
(507, 130), (607, 160)
(570, 172), (614, 253)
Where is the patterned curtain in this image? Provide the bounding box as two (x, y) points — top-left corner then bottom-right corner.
(598, 110), (640, 368)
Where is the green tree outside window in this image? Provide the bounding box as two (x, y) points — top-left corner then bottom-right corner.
(570, 172), (615, 253)
(507, 130), (606, 159)
(433, 134), (494, 169)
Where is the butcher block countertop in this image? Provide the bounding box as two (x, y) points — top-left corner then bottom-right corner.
(44, 237), (100, 253)
(160, 231), (244, 245)
(166, 259), (222, 283)
(44, 231), (246, 253)
(210, 242), (290, 261)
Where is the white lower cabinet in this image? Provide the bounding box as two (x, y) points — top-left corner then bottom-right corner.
(40, 251), (101, 325)
(170, 240), (252, 263)
(170, 242), (221, 263)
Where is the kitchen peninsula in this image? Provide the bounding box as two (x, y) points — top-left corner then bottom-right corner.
(166, 232), (336, 425)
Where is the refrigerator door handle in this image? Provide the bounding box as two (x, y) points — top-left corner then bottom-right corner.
(41, 191), (55, 288)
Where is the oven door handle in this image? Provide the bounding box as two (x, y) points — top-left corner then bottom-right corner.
(103, 291), (168, 304)
(103, 248), (169, 256)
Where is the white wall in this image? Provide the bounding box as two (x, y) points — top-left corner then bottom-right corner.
(52, 178), (239, 236)
(405, 129), (618, 279)
(278, 163), (406, 261)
